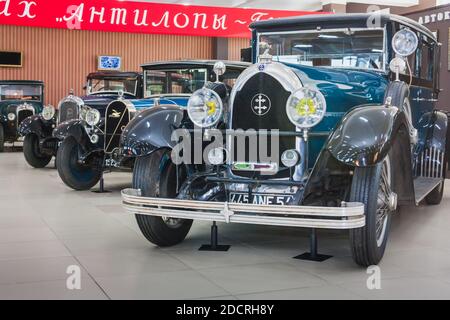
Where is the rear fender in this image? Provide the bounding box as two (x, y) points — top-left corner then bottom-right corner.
(121, 105), (185, 157)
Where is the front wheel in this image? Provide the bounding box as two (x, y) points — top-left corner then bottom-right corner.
(133, 149), (192, 247)
(349, 155), (396, 266)
(56, 137), (102, 190)
(23, 134), (52, 168)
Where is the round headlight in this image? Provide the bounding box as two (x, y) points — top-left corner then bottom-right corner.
(7, 113), (16, 121)
(85, 108), (100, 126)
(207, 147), (227, 165)
(389, 57), (407, 74)
(187, 88), (223, 128)
(281, 149), (300, 168)
(392, 29), (418, 57)
(286, 87), (327, 129)
(42, 105), (56, 121)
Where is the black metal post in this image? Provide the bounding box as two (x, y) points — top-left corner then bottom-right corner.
(293, 228), (332, 262)
(199, 221), (230, 252)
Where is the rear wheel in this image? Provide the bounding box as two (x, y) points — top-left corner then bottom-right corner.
(134, 149), (192, 247)
(0, 125), (4, 152)
(23, 134), (52, 168)
(56, 137), (102, 190)
(349, 155), (396, 266)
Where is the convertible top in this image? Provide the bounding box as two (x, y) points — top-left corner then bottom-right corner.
(141, 60), (251, 70)
(250, 13), (437, 42)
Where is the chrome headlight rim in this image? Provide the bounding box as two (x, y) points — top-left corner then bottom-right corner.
(85, 107), (101, 126)
(7, 112), (16, 121)
(392, 29), (418, 57)
(41, 105), (56, 121)
(187, 88), (223, 128)
(286, 87), (327, 129)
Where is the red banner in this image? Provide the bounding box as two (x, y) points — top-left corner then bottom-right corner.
(0, 0), (321, 38)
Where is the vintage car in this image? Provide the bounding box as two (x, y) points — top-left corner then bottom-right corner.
(121, 14), (450, 266)
(19, 71), (143, 168)
(0, 80), (44, 152)
(54, 60), (250, 191)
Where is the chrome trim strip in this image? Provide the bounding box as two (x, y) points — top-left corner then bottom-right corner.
(121, 188), (365, 230)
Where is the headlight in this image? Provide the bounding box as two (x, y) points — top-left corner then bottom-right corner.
(392, 29), (418, 57)
(286, 87), (326, 129)
(207, 147), (227, 165)
(79, 105), (90, 120)
(85, 108), (100, 126)
(41, 105), (56, 121)
(187, 88), (223, 128)
(7, 113), (16, 121)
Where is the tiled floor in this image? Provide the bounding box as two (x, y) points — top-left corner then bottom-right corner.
(1, 150), (450, 300)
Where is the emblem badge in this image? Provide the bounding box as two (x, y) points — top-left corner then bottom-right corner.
(251, 94), (271, 116)
(109, 109), (122, 118)
(258, 64), (265, 72)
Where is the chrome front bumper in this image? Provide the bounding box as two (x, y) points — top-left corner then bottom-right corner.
(121, 188), (365, 229)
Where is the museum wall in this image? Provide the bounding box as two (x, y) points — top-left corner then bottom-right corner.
(0, 25), (215, 105)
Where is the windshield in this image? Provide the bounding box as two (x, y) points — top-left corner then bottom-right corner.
(258, 29), (385, 71)
(88, 77), (138, 95)
(0, 84), (42, 102)
(144, 68), (207, 97)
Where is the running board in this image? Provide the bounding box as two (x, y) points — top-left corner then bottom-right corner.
(414, 177), (442, 204)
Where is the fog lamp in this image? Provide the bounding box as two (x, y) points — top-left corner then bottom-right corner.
(207, 147), (227, 165)
(281, 149), (301, 168)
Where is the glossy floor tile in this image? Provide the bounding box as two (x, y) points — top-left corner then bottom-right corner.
(1, 151), (450, 299)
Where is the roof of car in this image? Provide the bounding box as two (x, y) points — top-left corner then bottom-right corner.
(87, 71), (141, 79)
(0, 80), (44, 85)
(250, 13), (436, 42)
(141, 60), (251, 70)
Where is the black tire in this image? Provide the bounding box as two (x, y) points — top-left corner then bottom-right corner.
(56, 137), (102, 190)
(134, 149), (192, 247)
(23, 134), (52, 168)
(0, 125), (4, 153)
(349, 156), (395, 266)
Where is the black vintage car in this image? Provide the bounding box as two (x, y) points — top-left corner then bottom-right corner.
(54, 60), (249, 191)
(121, 14), (450, 266)
(19, 71), (143, 168)
(0, 80), (44, 152)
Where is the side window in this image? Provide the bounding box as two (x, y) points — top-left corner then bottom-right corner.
(420, 37), (433, 81)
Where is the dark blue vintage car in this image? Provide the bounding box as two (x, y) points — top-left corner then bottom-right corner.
(54, 60), (250, 191)
(19, 71), (143, 168)
(0, 80), (44, 152)
(121, 14), (450, 266)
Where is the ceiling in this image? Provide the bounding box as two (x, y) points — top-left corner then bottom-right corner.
(130, 0), (423, 11)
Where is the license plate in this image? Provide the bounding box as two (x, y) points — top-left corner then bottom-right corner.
(229, 193), (294, 205)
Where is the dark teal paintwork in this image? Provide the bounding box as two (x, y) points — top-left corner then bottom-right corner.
(282, 63), (389, 167)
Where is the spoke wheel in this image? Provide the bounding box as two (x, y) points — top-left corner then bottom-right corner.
(349, 155), (396, 266)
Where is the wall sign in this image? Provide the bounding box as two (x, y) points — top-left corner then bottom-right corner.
(98, 55), (121, 71)
(0, 0), (322, 38)
(417, 9), (450, 25)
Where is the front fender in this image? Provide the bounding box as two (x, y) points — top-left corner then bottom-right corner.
(327, 104), (408, 167)
(19, 115), (55, 138)
(121, 106), (184, 157)
(53, 119), (88, 145)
